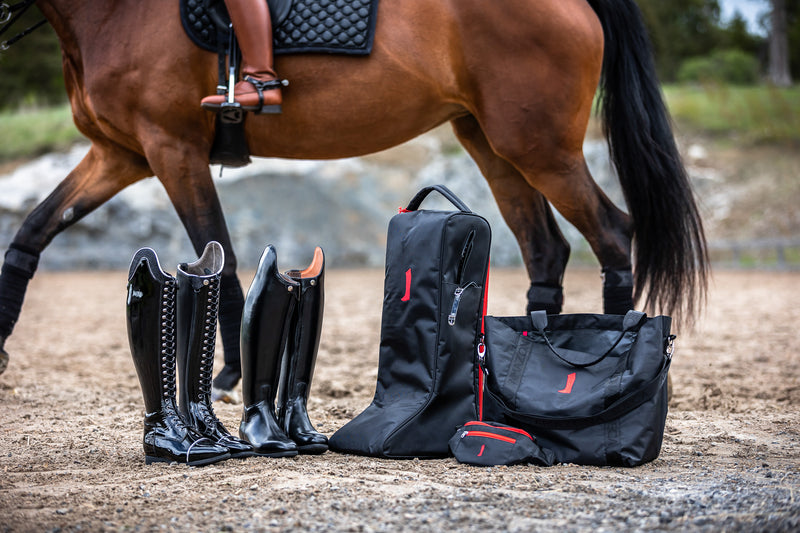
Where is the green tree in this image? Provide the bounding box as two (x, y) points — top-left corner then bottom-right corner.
(0, 7), (66, 110)
(719, 11), (764, 57)
(636, 0), (723, 81)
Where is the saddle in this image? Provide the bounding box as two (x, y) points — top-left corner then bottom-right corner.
(181, 0), (379, 56)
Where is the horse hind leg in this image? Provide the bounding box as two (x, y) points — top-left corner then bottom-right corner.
(451, 115), (570, 314)
(462, 109), (635, 315)
(514, 147), (635, 315)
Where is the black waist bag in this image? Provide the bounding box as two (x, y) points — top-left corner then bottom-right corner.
(329, 185), (491, 458)
(482, 310), (673, 466)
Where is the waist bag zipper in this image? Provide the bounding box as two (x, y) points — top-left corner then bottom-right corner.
(460, 430), (516, 444)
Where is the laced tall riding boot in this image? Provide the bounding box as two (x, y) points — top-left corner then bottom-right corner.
(126, 248), (230, 466)
(176, 242), (254, 459)
(239, 245), (298, 457)
(278, 247), (328, 454)
(201, 0), (283, 114)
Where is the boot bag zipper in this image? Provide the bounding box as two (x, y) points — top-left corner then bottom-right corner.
(448, 281), (478, 326)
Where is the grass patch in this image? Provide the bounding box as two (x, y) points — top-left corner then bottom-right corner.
(1, 85), (797, 164)
(663, 84), (800, 144)
(0, 104), (84, 162)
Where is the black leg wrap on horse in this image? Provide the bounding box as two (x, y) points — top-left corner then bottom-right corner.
(526, 283), (564, 315)
(213, 273), (245, 391)
(0, 245), (40, 338)
(602, 267), (634, 315)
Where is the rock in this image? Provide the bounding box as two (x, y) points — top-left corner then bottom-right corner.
(0, 133), (624, 270)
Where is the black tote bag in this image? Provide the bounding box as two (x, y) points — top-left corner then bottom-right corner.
(482, 310), (673, 466)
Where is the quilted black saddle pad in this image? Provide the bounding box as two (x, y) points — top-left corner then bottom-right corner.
(181, 0), (378, 56)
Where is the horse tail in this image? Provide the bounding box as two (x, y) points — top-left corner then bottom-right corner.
(586, 0), (708, 322)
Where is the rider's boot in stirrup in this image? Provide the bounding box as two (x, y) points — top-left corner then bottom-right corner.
(278, 247), (328, 454)
(239, 245), (298, 457)
(176, 242), (254, 459)
(126, 248), (230, 466)
(201, 0), (283, 114)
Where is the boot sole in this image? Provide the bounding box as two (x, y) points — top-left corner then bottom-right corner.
(298, 443), (328, 455)
(229, 450), (256, 459)
(252, 450), (298, 458)
(145, 453), (231, 467)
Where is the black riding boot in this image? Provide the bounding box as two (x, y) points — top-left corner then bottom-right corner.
(279, 247), (328, 454)
(176, 242), (254, 459)
(239, 245), (298, 457)
(126, 248), (230, 466)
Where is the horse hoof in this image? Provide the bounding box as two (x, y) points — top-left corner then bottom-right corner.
(212, 386), (241, 404)
(0, 345), (8, 375)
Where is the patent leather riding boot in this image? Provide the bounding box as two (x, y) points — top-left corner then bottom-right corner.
(201, 0), (283, 113)
(239, 245), (298, 457)
(279, 247), (328, 454)
(176, 242), (254, 459)
(126, 248), (230, 466)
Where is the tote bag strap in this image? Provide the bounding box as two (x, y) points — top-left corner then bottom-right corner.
(529, 310), (647, 368)
(405, 184), (472, 213)
(487, 357), (671, 431)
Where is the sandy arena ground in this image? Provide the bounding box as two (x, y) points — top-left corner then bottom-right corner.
(1, 267), (798, 532)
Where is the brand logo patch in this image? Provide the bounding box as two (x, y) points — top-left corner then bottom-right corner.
(558, 372), (576, 394)
(401, 268), (411, 302)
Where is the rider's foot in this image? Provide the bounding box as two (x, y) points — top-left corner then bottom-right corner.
(201, 74), (283, 114)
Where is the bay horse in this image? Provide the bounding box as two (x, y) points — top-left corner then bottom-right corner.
(0, 0), (707, 395)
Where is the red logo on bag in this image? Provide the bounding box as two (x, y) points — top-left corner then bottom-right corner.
(401, 268), (411, 301)
(558, 372), (576, 394)
(477, 445), (485, 457)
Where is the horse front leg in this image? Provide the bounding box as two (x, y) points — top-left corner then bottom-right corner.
(451, 116), (570, 314)
(147, 150), (244, 403)
(0, 144), (151, 374)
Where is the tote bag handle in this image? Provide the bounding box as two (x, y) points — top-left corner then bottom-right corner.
(529, 310), (647, 368)
(405, 184), (472, 213)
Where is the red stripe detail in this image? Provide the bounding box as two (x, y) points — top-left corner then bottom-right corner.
(477, 444), (485, 457)
(464, 421), (534, 441)
(558, 372), (576, 394)
(466, 430), (516, 444)
(478, 365), (484, 421)
(398, 206), (411, 213)
(401, 268), (411, 301)
(480, 259), (490, 335)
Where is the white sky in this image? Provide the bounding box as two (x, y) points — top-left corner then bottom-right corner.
(719, 0), (769, 34)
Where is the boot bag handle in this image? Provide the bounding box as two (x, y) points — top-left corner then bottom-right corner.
(529, 310), (647, 368)
(405, 184), (472, 213)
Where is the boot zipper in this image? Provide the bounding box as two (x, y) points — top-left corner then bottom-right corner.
(448, 282), (477, 326)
